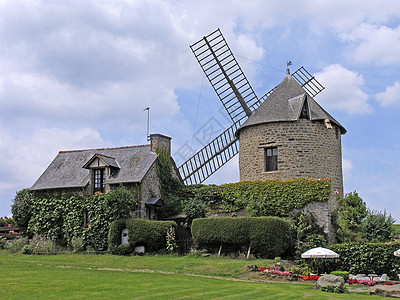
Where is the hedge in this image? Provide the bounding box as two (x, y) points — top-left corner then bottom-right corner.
(108, 218), (176, 255)
(191, 217), (291, 258)
(320, 242), (400, 278)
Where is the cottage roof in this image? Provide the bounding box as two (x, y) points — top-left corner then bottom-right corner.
(236, 75), (346, 136)
(30, 145), (157, 191)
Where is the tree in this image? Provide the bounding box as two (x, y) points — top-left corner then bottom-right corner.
(182, 197), (207, 225)
(362, 209), (395, 242)
(11, 188), (33, 227)
(336, 191), (368, 243)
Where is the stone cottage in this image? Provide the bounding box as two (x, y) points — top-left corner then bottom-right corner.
(30, 133), (179, 219)
(236, 74), (347, 235)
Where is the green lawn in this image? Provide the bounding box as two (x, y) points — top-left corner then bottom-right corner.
(0, 253), (378, 299)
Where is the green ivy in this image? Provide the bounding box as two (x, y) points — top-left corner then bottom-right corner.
(155, 148), (184, 218)
(25, 185), (137, 251)
(192, 178), (331, 217)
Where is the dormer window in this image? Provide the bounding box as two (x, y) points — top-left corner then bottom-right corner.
(94, 169), (105, 193)
(83, 153), (120, 195)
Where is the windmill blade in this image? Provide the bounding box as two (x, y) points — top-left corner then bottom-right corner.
(258, 66), (325, 103)
(178, 123), (239, 185)
(190, 28), (262, 126)
(292, 66), (325, 97)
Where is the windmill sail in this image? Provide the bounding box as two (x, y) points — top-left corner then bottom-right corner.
(179, 29), (326, 185)
(258, 67), (325, 103)
(190, 28), (261, 125)
(178, 123), (239, 185)
(292, 67), (325, 97)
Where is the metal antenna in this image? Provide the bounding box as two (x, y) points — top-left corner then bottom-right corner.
(286, 61), (293, 75)
(143, 107), (150, 141)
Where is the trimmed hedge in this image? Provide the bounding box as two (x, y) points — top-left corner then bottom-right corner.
(108, 218), (176, 255)
(321, 242), (400, 278)
(191, 217), (291, 258)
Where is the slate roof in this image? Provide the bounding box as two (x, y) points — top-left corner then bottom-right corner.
(237, 75), (346, 136)
(31, 145), (157, 191)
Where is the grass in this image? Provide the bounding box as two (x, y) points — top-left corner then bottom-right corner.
(0, 253), (379, 299)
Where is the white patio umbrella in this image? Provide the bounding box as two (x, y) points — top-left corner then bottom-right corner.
(301, 247), (339, 275)
(394, 249), (400, 257)
(301, 247), (339, 259)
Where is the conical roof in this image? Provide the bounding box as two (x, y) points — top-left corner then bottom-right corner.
(236, 75), (346, 136)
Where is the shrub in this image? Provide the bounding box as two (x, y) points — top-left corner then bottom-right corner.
(362, 209), (395, 242)
(11, 189), (33, 227)
(323, 242), (400, 278)
(183, 197), (207, 224)
(5, 237), (29, 253)
(109, 218), (176, 255)
(191, 217), (291, 258)
(330, 271), (349, 282)
(0, 236), (6, 249)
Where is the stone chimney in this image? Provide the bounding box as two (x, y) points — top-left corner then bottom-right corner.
(150, 133), (171, 154)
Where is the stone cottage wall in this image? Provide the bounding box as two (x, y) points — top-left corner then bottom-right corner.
(139, 162), (161, 219)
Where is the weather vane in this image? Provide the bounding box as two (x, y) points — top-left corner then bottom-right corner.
(286, 61), (293, 75)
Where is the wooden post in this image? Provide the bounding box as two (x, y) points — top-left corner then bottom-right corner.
(246, 245), (251, 259)
(218, 245), (222, 257)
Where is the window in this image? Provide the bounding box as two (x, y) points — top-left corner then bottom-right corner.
(94, 169), (105, 193)
(265, 147), (278, 172)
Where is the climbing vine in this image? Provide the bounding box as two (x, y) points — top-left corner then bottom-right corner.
(193, 178), (331, 217)
(155, 148), (184, 218)
(20, 185), (137, 251)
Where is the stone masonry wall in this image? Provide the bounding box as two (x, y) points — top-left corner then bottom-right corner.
(139, 162), (161, 219)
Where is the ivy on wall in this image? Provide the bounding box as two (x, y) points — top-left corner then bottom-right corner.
(155, 148), (184, 218)
(191, 178), (332, 217)
(24, 185), (137, 251)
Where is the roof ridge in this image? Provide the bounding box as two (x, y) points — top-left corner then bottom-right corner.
(59, 144), (150, 154)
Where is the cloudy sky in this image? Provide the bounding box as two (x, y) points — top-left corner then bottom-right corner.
(1, 0), (399, 220)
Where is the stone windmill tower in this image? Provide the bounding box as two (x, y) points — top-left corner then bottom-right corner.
(236, 68), (347, 203)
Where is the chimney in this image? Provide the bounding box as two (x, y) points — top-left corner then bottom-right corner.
(150, 133), (171, 154)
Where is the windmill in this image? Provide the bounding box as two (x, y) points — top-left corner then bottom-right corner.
(178, 28), (325, 185)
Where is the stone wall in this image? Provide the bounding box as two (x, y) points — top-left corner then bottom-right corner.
(139, 161), (161, 219)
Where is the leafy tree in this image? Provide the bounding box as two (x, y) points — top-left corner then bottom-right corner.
(182, 197), (207, 225)
(362, 209), (395, 242)
(11, 188), (33, 227)
(336, 191), (367, 243)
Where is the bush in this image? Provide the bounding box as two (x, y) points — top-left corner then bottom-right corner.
(108, 218), (176, 255)
(330, 271), (349, 281)
(5, 237), (29, 253)
(0, 236), (6, 249)
(362, 210), (395, 242)
(11, 189), (33, 227)
(191, 217), (291, 258)
(183, 197), (207, 224)
(322, 242), (400, 278)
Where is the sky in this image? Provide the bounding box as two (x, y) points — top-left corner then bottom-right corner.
(1, 0), (399, 220)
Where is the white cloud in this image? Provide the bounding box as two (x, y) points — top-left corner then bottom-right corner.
(315, 64), (372, 114)
(0, 127), (104, 194)
(376, 81), (400, 107)
(341, 24), (400, 66)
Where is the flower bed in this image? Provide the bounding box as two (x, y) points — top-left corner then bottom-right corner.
(347, 278), (376, 286)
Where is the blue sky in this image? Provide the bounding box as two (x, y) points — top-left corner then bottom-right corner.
(0, 0), (399, 220)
